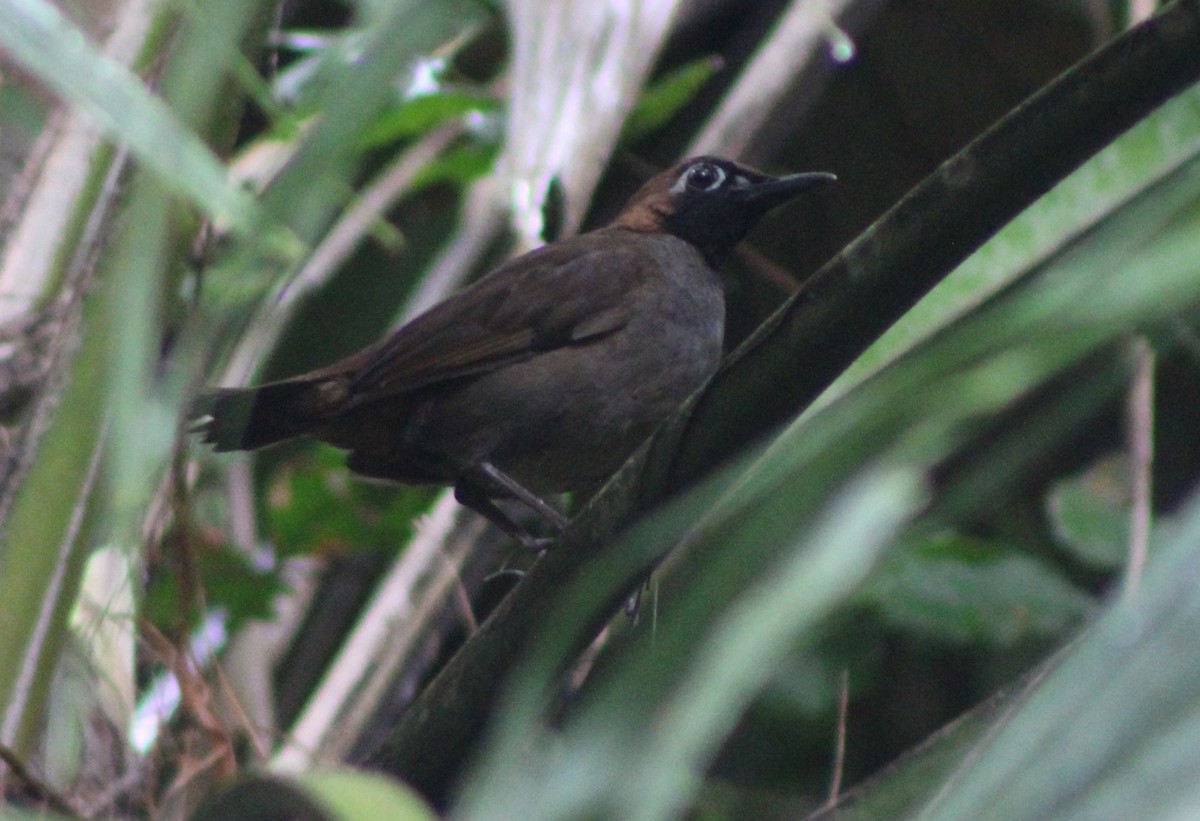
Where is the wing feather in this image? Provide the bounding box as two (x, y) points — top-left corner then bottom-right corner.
(346, 231), (649, 403)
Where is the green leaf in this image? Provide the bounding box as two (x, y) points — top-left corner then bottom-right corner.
(303, 770), (437, 821)
(264, 445), (436, 559)
(1046, 455), (1132, 570)
(194, 770), (436, 821)
(859, 534), (1095, 646)
(360, 91), (498, 148)
(261, 0), (493, 232)
(622, 56), (723, 143)
(0, 0), (259, 229)
(199, 549), (287, 627)
(271, 29), (367, 108)
(409, 142), (498, 190)
(431, 77), (1200, 818)
(143, 544), (285, 631)
(457, 462), (927, 821)
(918, 487), (1200, 821)
(0, 79), (48, 139)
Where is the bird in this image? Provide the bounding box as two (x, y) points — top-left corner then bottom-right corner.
(194, 156), (835, 548)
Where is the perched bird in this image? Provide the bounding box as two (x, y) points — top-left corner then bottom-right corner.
(195, 156), (834, 547)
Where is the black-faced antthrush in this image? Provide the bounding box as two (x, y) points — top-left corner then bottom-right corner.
(194, 157), (835, 547)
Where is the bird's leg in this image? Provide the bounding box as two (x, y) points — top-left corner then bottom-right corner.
(455, 463), (568, 550)
(470, 462), (571, 530)
(454, 481), (552, 551)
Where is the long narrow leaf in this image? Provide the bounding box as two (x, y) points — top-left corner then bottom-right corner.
(0, 0), (258, 228)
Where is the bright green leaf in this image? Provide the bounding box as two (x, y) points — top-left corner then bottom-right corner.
(194, 770), (435, 821)
(264, 445), (436, 558)
(410, 142), (499, 191)
(361, 91), (498, 148)
(622, 56), (723, 143)
(143, 544), (285, 632)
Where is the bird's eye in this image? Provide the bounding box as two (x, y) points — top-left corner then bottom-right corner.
(684, 162), (726, 192)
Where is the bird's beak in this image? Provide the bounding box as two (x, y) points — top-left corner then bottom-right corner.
(742, 171), (837, 211)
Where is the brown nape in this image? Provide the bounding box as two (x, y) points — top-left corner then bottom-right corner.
(610, 192), (673, 233)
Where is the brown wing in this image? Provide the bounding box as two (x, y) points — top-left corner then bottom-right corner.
(345, 230), (652, 404)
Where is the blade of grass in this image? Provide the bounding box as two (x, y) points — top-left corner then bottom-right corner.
(0, 0), (275, 760)
(0, 0), (259, 229)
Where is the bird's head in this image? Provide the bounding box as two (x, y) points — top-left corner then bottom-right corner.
(613, 156), (836, 265)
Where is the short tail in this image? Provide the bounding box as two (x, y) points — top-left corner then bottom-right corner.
(191, 378), (338, 452)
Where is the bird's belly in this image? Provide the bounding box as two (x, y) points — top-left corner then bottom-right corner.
(407, 310), (723, 493)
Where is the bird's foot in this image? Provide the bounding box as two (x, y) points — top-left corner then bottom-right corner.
(455, 465), (568, 551)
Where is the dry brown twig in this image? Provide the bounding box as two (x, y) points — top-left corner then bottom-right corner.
(0, 741), (81, 817)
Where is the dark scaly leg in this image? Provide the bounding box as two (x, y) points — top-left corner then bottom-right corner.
(455, 462), (568, 550)
(467, 462), (570, 530)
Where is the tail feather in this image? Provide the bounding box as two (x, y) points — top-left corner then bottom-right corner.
(192, 379), (336, 452)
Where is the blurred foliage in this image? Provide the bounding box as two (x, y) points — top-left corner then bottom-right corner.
(0, 80), (47, 140)
(621, 56), (724, 144)
(859, 533), (1094, 646)
(1046, 454), (1135, 570)
(193, 769), (436, 821)
(360, 92), (499, 149)
(263, 444), (438, 560)
(143, 543), (286, 633)
(408, 142), (499, 191)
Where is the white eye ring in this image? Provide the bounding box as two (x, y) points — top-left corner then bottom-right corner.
(672, 162), (726, 193)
